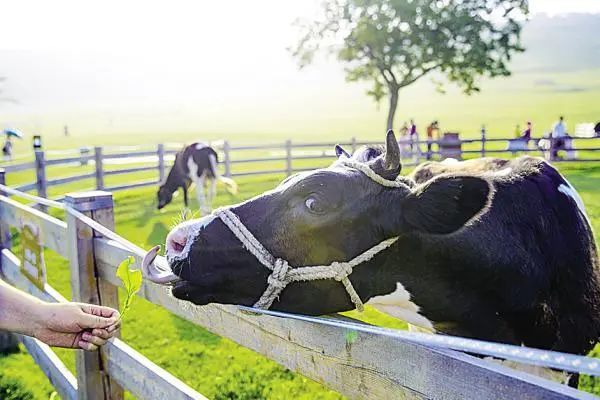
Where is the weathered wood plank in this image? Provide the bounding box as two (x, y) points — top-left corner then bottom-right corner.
(101, 151), (157, 160)
(230, 169), (286, 177)
(4, 162), (36, 173)
(158, 144), (166, 182)
(0, 195), (68, 257)
(89, 194), (124, 400)
(230, 157), (287, 164)
(94, 147), (104, 190)
(45, 156), (93, 166)
(47, 172), (95, 187)
(0, 170), (11, 249)
(18, 335), (78, 400)
(0, 250), (77, 400)
(34, 150), (48, 212)
(1, 248), (205, 400)
(14, 182), (37, 192)
(104, 339), (207, 400)
(103, 166), (156, 176)
(66, 192), (111, 400)
(95, 238), (594, 400)
(103, 180), (158, 192)
(0, 171), (18, 352)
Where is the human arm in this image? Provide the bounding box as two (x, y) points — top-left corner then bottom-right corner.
(0, 278), (120, 351)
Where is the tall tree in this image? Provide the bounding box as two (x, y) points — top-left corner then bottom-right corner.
(292, 0), (528, 130)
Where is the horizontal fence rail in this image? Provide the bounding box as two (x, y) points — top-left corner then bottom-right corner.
(0, 135), (598, 202)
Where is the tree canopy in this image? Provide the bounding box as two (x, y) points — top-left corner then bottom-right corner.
(292, 0), (529, 130)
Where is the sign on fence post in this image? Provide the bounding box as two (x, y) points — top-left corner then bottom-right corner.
(19, 221), (46, 290)
(65, 191), (124, 400)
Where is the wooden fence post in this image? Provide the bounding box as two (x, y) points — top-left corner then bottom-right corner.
(351, 137), (357, 154)
(0, 168), (10, 249)
(94, 147), (104, 190)
(65, 191), (124, 400)
(223, 140), (231, 178)
(34, 150), (47, 212)
(481, 126), (486, 158)
(157, 143), (165, 183)
(414, 138), (421, 165)
(285, 140), (292, 176)
(0, 168), (19, 354)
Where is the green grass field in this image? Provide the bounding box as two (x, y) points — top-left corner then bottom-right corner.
(2, 66), (600, 156)
(1, 158), (599, 399)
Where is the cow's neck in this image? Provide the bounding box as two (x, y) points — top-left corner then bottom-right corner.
(356, 235), (520, 344)
(164, 159), (187, 192)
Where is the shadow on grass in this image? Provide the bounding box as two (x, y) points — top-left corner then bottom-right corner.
(170, 314), (222, 347)
(146, 222), (170, 247)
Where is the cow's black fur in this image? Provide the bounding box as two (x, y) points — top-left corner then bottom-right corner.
(167, 133), (600, 365)
(157, 143), (218, 209)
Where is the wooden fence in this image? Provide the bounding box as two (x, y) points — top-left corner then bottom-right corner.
(0, 173), (598, 399)
(1, 135), (598, 204)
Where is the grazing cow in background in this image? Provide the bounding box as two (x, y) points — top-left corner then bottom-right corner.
(147, 131), (600, 386)
(157, 142), (237, 214)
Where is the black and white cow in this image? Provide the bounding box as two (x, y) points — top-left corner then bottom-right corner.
(147, 131), (600, 384)
(157, 143), (237, 214)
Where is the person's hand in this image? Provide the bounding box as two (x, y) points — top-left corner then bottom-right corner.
(30, 303), (121, 351)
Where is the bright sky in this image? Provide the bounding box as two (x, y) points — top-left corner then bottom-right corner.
(0, 0), (599, 139)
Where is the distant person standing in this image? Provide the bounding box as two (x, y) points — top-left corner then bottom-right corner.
(521, 121), (532, 142)
(409, 119), (418, 152)
(551, 116), (567, 159)
(64, 125), (69, 137)
(2, 136), (12, 161)
(426, 121), (439, 160)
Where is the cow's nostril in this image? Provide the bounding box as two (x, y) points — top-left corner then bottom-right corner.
(168, 235), (187, 254)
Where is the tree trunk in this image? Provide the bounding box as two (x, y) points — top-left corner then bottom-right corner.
(386, 88), (399, 132)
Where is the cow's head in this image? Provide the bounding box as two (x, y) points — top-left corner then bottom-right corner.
(147, 131), (493, 315)
(157, 185), (173, 210)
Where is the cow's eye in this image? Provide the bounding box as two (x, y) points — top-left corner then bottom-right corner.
(305, 196), (326, 214)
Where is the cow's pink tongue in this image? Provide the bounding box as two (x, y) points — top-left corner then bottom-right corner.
(142, 245), (180, 285)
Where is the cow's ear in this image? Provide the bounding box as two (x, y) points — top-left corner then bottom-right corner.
(401, 175), (493, 234)
(335, 144), (351, 159)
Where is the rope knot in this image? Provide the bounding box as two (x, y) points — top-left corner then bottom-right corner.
(267, 259), (290, 289)
(332, 262), (353, 281)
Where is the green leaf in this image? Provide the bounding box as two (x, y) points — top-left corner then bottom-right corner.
(116, 256), (142, 320)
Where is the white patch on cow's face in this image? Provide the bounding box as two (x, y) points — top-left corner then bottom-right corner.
(166, 214), (216, 262)
(558, 183), (586, 215)
(195, 142), (208, 150)
(367, 282), (435, 331)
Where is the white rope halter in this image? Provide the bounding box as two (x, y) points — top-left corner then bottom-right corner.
(214, 158), (408, 311)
